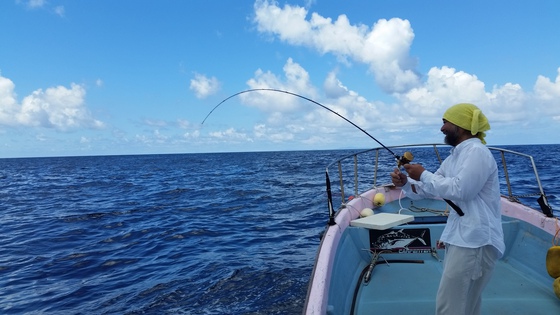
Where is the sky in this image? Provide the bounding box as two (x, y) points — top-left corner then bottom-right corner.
(1, 0), (559, 158)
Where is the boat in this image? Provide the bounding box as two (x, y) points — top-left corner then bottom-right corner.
(303, 144), (560, 314)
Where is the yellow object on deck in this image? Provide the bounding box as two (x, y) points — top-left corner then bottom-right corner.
(373, 193), (385, 207)
(548, 229), (560, 279)
(547, 247), (560, 278)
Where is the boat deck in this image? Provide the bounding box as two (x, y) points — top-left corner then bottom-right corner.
(354, 257), (559, 314)
(326, 197), (560, 314)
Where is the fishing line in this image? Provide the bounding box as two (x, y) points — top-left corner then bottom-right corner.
(201, 88), (405, 162)
(201, 88), (463, 222)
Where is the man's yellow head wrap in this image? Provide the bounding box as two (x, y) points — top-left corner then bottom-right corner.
(443, 103), (490, 144)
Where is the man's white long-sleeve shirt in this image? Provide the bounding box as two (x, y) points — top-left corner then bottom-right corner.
(401, 138), (505, 256)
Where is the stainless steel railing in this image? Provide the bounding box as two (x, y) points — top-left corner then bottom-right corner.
(324, 144), (553, 224)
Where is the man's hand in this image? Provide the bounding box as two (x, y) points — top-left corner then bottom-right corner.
(390, 168), (408, 187)
(403, 164), (425, 181)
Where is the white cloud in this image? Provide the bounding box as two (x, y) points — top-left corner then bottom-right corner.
(25, 0), (45, 9)
(487, 83), (528, 123)
(253, 123), (294, 142)
(183, 129), (200, 139)
(153, 129), (168, 142)
(0, 76), (19, 124)
(0, 75), (104, 131)
(242, 58), (318, 112)
(533, 67), (560, 116)
(190, 73), (221, 99)
(209, 128), (252, 142)
(237, 58), (386, 144)
(18, 0), (65, 17)
(177, 119), (190, 129)
(323, 71), (348, 99)
(397, 66), (488, 117)
(253, 0), (419, 93)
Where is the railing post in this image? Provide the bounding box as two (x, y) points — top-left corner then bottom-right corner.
(325, 170), (336, 225)
(374, 149), (380, 187)
(500, 151), (513, 198)
(337, 161), (345, 203)
(353, 155), (359, 196)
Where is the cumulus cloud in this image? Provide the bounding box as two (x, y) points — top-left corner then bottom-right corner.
(242, 58), (318, 112)
(190, 73), (221, 99)
(397, 66), (488, 117)
(0, 76), (19, 125)
(323, 71), (348, 99)
(253, 59), (382, 126)
(395, 65), (553, 126)
(534, 67), (560, 117)
(253, 0), (419, 93)
(0, 75), (104, 131)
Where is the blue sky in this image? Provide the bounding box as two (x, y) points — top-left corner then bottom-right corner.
(1, 0), (559, 157)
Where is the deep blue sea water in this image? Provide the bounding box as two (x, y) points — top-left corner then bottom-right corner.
(0, 145), (558, 314)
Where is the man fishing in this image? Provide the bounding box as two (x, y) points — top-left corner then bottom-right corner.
(390, 103), (505, 315)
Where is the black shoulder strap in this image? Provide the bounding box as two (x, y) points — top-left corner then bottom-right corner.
(444, 199), (464, 216)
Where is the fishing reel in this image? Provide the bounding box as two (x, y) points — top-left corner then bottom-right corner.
(396, 151), (414, 168)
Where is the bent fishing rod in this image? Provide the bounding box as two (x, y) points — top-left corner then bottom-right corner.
(202, 88), (410, 162)
(201, 88), (463, 222)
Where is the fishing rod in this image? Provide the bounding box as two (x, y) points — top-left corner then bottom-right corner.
(201, 89), (463, 221)
(202, 88), (411, 164)
(202, 88), (417, 225)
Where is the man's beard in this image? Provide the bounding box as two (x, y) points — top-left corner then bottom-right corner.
(444, 128), (460, 146)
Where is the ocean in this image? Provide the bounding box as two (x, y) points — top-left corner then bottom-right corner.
(0, 145), (558, 314)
